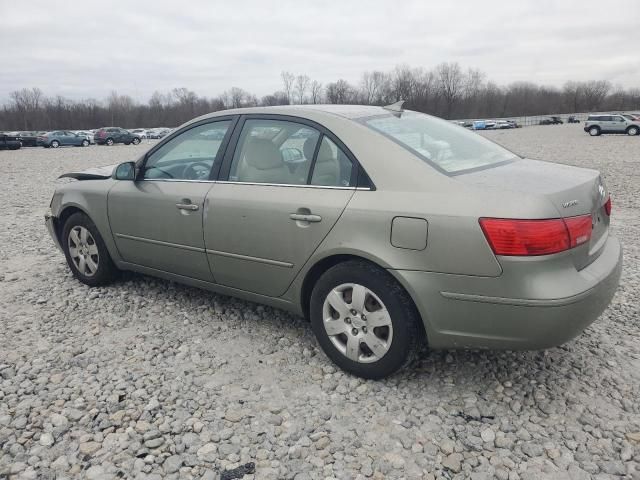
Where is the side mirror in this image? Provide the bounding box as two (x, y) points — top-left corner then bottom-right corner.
(114, 161), (136, 180)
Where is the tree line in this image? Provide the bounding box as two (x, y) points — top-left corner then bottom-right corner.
(2, 62), (639, 131)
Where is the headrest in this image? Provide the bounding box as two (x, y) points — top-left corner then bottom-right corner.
(315, 139), (335, 163)
(303, 135), (318, 160)
(304, 137), (335, 164)
(244, 138), (283, 170)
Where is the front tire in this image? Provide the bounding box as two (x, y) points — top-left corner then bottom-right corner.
(105, 138), (114, 146)
(132, 137), (141, 145)
(51, 140), (60, 148)
(62, 212), (118, 287)
(81, 139), (89, 147)
(627, 126), (639, 136)
(589, 126), (601, 136)
(310, 260), (421, 379)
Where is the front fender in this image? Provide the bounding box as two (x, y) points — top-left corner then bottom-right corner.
(50, 180), (122, 263)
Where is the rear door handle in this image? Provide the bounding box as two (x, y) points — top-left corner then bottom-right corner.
(176, 203), (199, 211)
(289, 213), (322, 223)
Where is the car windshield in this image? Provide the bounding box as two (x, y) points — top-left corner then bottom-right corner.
(361, 111), (518, 174)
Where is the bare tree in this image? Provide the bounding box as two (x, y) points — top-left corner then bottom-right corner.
(361, 71), (386, 105)
(325, 79), (357, 104)
(295, 75), (310, 104)
(310, 80), (323, 104)
(582, 80), (611, 110)
(261, 91), (289, 106)
(9, 87), (43, 129)
(281, 71), (295, 105)
(436, 62), (464, 118)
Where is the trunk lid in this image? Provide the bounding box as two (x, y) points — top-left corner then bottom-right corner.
(458, 158), (610, 270)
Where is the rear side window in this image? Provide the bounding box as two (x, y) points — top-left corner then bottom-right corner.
(229, 119), (320, 185)
(310, 136), (354, 187)
(362, 111), (517, 175)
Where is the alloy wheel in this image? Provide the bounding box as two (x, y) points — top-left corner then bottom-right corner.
(68, 226), (99, 277)
(322, 283), (393, 363)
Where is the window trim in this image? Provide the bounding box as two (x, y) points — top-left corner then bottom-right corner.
(218, 114), (373, 190)
(136, 115), (239, 182)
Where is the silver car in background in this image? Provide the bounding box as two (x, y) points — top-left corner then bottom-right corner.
(45, 104), (622, 378)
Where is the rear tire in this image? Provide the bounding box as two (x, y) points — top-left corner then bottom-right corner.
(105, 138), (114, 146)
(309, 260), (422, 379)
(589, 126), (601, 136)
(51, 140), (60, 148)
(62, 212), (118, 287)
(132, 137), (141, 145)
(627, 126), (639, 136)
(81, 139), (89, 147)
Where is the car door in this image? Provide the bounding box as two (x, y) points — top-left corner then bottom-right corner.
(610, 115), (625, 132)
(66, 131), (79, 146)
(204, 116), (358, 297)
(107, 118), (235, 281)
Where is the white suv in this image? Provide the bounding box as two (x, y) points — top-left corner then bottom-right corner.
(584, 114), (640, 136)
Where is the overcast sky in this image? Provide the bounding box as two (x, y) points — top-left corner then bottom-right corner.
(1, 0), (638, 102)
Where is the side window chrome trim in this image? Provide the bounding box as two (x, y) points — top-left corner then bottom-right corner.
(137, 179), (370, 190)
(216, 180), (367, 190)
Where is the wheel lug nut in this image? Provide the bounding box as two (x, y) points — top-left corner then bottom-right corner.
(352, 328), (358, 335)
(362, 326), (367, 333)
(361, 315), (367, 321)
(344, 317), (351, 324)
(351, 309), (357, 315)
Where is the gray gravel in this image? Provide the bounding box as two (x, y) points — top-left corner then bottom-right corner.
(0, 126), (639, 479)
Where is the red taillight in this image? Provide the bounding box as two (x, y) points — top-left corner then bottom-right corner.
(604, 197), (612, 216)
(564, 215), (592, 248)
(479, 215), (592, 256)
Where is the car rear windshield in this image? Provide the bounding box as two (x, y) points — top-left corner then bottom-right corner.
(360, 111), (518, 174)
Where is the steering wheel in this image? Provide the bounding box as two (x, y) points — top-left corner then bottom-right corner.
(182, 162), (211, 180)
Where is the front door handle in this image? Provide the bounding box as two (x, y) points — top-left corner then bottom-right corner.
(289, 213), (322, 223)
(176, 203), (199, 211)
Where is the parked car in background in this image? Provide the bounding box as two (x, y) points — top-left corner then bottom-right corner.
(622, 114), (640, 122)
(157, 128), (172, 138)
(540, 116), (563, 125)
(37, 131), (91, 148)
(44, 104), (621, 378)
(496, 120), (514, 129)
(144, 129), (160, 139)
(94, 127), (142, 146)
(17, 131), (39, 147)
(584, 114), (640, 136)
(0, 133), (21, 150)
(567, 116), (580, 124)
(75, 131), (95, 144)
(131, 129), (148, 139)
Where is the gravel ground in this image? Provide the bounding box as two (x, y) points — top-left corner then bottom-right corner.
(0, 125), (639, 480)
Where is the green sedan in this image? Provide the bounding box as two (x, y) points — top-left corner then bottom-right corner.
(45, 104), (622, 379)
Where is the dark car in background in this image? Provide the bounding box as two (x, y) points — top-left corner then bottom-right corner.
(567, 116), (580, 124)
(94, 127), (141, 146)
(540, 116), (564, 125)
(37, 131), (91, 148)
(17, 131), (41, 147)
(0, 133), (21, 150)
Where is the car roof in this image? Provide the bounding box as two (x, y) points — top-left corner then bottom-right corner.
(194, 104), (390, 122)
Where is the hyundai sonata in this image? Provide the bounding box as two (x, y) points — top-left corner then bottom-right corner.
(45, 104), (622, 379)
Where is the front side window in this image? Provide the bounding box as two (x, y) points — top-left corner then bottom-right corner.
(143, 121), (231, 180)
(229, 119), (320, 185)
(361, 111), (518, 175)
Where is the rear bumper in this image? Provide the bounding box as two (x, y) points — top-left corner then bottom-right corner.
(392, 235), (623, 350)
